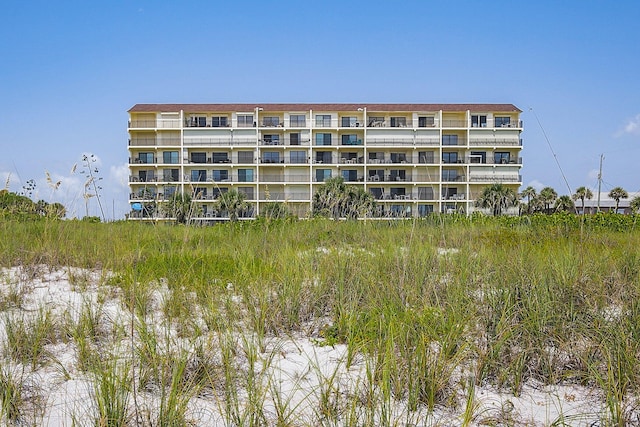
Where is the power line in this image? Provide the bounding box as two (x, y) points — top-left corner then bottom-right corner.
(529, 107), (574, 196)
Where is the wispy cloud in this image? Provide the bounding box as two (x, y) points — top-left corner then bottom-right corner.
(616, 113), (640, 137)
(109, 163), (130, 190)
(526, 179), (545, 191)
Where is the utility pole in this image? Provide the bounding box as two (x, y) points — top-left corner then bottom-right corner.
(597, 154), (604, 213)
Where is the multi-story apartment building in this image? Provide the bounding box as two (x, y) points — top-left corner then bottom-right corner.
(127, 103), (522, 220)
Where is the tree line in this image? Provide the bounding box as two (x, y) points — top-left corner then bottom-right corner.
(477, 184), (638, 216)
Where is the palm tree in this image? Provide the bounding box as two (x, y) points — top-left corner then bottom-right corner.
(215, 189), (248, 221)
(630, 196), (640, 214)
(312, 176), (376, 219)
(538, 187), (558, 214)
(554, 195), (575, 213)
(608, 187), (629, 213)
(162, 192), (197, 224)
(571, 186), (593, 214)
(475, 183), (517, 216)
(520, 186), (537, 215)
(347, 186), (376, 218)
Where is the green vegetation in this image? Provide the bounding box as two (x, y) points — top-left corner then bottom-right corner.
(0, 190), (66, 220)
(1, 214), (640, 424)
(312, 176), (375, 219)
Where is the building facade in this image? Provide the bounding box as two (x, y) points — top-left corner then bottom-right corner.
(127, 103), (522, 221)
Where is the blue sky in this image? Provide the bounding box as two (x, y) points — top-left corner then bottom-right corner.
(1, 0), (639, 219)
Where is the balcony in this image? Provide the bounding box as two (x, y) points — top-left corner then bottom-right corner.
(129, 176), (157, 183)
(415, 138), (440, 146)
(366, 138), (414, 146)
(468, 138), (522, 147)
(441, 119), (467, 128)
(341, 139), (363, 146)
(287, 118), (307, 128)
(367, 175), (412, 182)
(185, 118), (230, 128)
(442, 175), (466, 182)
(183, 137), (256, 146)
(367, 119), (414, 128)
(339, 157), (364, 164)
(469, 174), (522, 182)
(467, 156), (522, 165)
(260, 174), (285, 182)
(260, 117), (284, 128)
(128, 119), (181, 129)
(129, 157), (155, 164)
(261, 158), (284, 164)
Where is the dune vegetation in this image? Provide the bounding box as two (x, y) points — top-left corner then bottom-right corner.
(1, 214), (639, 425)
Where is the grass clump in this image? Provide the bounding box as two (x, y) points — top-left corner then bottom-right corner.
(4, 306), (59, 369)
(2, 215), (640, 423)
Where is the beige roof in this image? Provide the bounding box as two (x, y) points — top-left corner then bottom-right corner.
(128, 103), (521, 113)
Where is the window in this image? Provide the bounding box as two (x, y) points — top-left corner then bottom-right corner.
(471, 115), (487, 127)
(263, 152), (281, 163)
(190, 152), (207, 163)
(289, 114), (306, 127)
(442, 169), (458, 182)
(369, 187), (383, 199)
(494, 152), (511, 164)
(418, 151), (434, 163)
(470, 151), (486, 163)
(341, 152), (358, 162)
(316, 115), (331, 127)
(418, 204), (434, 216)
(211, 116), (228, 127)
(342, 169), (358, 182)
(315, 169), (331, 182)
(137, 152), (154, 163)
(237, 114), (254, 127)
(341, 116), (358, 127)
(238, 151), (253, 163)
(212, 170), (228, 181)
(290, 151), (307, 164)
(418, 116), (435, 127)
(238, 169), (254, 182)
(315, 133), (332, 145)
(390, 153), (407, 163)
(191, 170), (207, 182)
(164, 186), (177, 198)
(263, 134), (280, 145)
(212, 188), (228, 199)
(368, 116), (384, 127)
(289, 133), (300, 145)
(369, 152), (384, 162)
(495, 116), (511, 127)
(418, 187), (434, 200)
(442, 135), (458, 146)
(390, 204), (406, 217)
(163, 169), (179, 182)
(262, 116), (280, 127)
(368, 169), (384, 181)
(442, 188), (457, 199)
(212, 152), (229, 163)
(389, 170), (407, 181)
(390, 187), (406, 197)
(238, 187), (254, 199)
(163, 151), (179, 164)
(193, 187), (207, 199)
(315, 151), (332, 163)
(138, 170), (155, 182)
(442, 152), (458, 164)
(341, 134), (360, 145)
(189, 116), (206, 127)
(390, 117), (407, 127)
